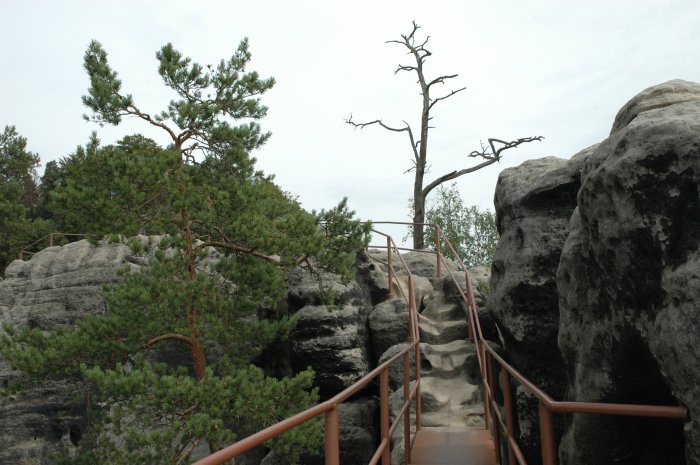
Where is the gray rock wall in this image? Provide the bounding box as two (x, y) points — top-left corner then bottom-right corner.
(489, 149), (591, 463)
(557, 80), (700, 465)
(0, 240), (137, 465)
(490, 79), (699, 465)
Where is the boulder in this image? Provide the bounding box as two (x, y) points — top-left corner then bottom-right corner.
(377, 342), (418, 391)
(0, 240), (138, 465)
(488, 147), (592, 463)
(610, 79), (700, 132)
(558, 80), (700, 465)
(287, 267), (367, 309)
(368, 298), (410, 363)
(290, 304), (372, 398)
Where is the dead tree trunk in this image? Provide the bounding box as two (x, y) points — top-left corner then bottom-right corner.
(347, 21), (542, 250)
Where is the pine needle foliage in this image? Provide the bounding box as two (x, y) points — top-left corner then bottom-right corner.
(0, 125), (52, 275)
(2, 38), (370, 464)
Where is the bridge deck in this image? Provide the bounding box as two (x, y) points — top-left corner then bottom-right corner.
(410, 428), (497, 465)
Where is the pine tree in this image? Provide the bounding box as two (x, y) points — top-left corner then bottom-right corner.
(2, 39), (370, 464)
(0, 125), (52, 275)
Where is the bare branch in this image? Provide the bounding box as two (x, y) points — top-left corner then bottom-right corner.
(428, 87), (467, 110)
(422, 136), (544, 198)
(427, 74), (459, 88)
(345, 114), (407, 133)
(468, 136), (545, 160)
(394, 64), (417, 74)
(346, 114), (421, 170)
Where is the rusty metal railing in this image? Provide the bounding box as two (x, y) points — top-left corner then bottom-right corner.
(18, 232), (85, 260)
(369, 221), (444, 279)
(192, 221), (688, 465)
(433, 224), (689, 465)
(193, 227), (422, 465)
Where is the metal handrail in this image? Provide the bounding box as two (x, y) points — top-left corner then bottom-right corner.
(19, 232), (85, 260)
(193, 221), (688, 465)
(433, 224), (689, 465)
(193, 227), (424, 465)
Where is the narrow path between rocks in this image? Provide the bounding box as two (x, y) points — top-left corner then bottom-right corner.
(416, 286), (484, 429)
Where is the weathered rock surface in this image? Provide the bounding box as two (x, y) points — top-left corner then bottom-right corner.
(489, 148), (593, 462)
(368, 298), (410, 362)
(287, 264), (375, 398)
(610, 79), (700, 132)
(558, 80), (700, 465)
(290, 303), (373, 397)
(0, 240), (137, 465)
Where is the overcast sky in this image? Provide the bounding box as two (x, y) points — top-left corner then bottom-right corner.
(2, 0), (699, 242)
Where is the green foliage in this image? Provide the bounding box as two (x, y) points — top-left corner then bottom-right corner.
(0, 125), (53, 275)
(46, 133), (178, 236)
(423, 182), (498, 268)
(2, 38), (369, 464)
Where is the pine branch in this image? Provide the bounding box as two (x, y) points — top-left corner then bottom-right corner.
(195, 240), (280, 263)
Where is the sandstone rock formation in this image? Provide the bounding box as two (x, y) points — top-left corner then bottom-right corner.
(558, 80), (700, 465)
(2, 238), (488, 465)
(489, 148), (593, 462)
(288, 248), (492, 465)
(0, 240), (137, 464)
(490, 79), (699, 465)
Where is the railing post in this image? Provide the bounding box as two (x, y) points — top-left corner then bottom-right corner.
(408, 275), (416, 341)
(387, 237), (394, 298)
(480, 342), (491, 432)
(415, 341), (421, 432)
(403, 351), (411, 465)
(466, 273), (475, 341)
(435, 225), (441, 279)
(487, 350), (502, 465)
(408, 274), (422, 431)
(48, 233), (54, 247)
(324, 406), (340, 465)
(380, 369), (391, 465)
(501, 370), (516, 465)
(539, 401), (557, 465)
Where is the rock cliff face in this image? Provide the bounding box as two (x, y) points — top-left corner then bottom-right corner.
(287, 249), (490, 465)
(0, 240), (138, 464)
(1, 238), (487, 465)
(557, 80), (700, 465)
(489, 148), (595, 462)
(491, 80), (699, 465)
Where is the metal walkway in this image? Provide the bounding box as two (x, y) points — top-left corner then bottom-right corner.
(411, 429), (497, 465)
(191, 222), (688, 465)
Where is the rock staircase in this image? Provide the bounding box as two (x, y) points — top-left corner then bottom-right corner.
(379, 249), (485, 430)
(417, 288), (484, 429)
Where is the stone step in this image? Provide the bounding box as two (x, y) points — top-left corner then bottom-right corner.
(420, 408), (485, 429)
(420, 340), (475, 378)
(420, 294), (465, 322)
(418, 316), (468, 345)
(420, 376), (481, 409)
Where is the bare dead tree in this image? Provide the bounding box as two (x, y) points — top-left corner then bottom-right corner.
(346, 21), (543, 249)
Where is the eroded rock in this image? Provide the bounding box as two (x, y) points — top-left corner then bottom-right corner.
(558, 80), (700, 465)
(489, 148), (592, 463)
(0, 240), (138, 465)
